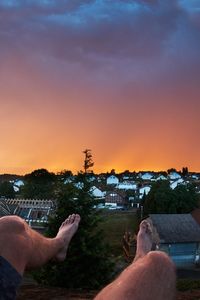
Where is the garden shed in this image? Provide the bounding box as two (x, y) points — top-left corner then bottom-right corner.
(148, 214), (200, 268)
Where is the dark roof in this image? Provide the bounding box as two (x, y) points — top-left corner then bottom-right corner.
(149, 214), (200, 243)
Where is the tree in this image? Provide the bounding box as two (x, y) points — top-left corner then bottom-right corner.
(33, 175), (114, 289)
(144, 181), (175, 215)
(110, 169), (116, 175)
(174, 184), (198, 213)
(143, 181), (198, 215)
(0, 181), (15, 199)
(21, 168), (57, 199)
(182, 167), (189, 177)
(57, 170), (73, 183)
(83, 149), (94, 173)
(167, 168), (178, 174)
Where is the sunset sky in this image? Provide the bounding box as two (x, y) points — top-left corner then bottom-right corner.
(0, 0), (200, 175)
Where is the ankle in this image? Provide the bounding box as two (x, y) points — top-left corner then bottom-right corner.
(55, 236), (65, 250)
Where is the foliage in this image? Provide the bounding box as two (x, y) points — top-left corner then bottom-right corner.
(57, 170), (73, 182)
(182, 167), (189, 177)
(143, 181), (198, 215)
(34, 175), (114, 289)
(21, 168), (57, 199)
(0, 181), (15, 198)
(167, 168), (178, 174)
(83, 149), (94, 174)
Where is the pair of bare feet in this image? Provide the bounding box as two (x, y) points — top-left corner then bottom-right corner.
(55, 214), (153, 263)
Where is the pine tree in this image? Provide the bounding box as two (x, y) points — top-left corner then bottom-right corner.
(34, 175), (114, 289)
(83, 149), (94, 174)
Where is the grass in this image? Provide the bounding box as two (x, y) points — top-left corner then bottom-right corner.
(177, 279), (200, 291)
(98, 210), (139, 257)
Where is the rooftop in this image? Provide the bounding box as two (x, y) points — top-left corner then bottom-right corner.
(149, 214), (200, 243)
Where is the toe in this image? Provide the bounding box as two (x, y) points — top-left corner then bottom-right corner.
(140, 220), (148, 230)
(70, 214), (76, 223)
(146, 222), (152, 233)
(75, 214), (81, 223)
(68, 215), (73, 223)
(65, 215), (72, 224)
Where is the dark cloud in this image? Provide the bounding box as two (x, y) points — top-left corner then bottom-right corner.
(0, 0), (181, 58)
(0, 0), (199, 85)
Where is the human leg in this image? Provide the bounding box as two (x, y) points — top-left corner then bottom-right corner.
(95, 220), (176, 300)
(26, 213), (81, 269)
(0, 214), (80, 275)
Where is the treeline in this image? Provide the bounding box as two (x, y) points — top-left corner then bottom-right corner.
(143, 180), (199, 216)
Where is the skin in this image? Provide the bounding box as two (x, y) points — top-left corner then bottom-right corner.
(95, 220), (176, 300)
(0, 214), (81, 275)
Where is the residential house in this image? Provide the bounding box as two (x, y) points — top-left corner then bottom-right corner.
(191, 174), (199, 180)
(90, 186), (106, 199)
(106, 175), (119, 185)
(64, 177), (73, 184)
(105, 191), (126, 208)
(148, 214), (200, 268)
(170, 178), (185, 190)
(140, 173), (154, 181)
(87, 175), (96, 182)
(168, 172), (182, 180)
(13, 179), (24, 192)
(116, 181), (137, 191)
(74, 182), (84, 189)
(139, 186), (151, 199)
(156, 175), (168, 181)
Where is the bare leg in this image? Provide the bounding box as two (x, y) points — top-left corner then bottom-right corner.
(95, 220), (176, 300)
(0, 214), (80, 275)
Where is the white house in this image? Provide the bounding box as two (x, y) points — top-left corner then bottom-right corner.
(156, 175), (168, 181)
(74, 182), (84, 189)
(140, 173), (154, 181)
(13, 180), (24, 192)
(170, 178), (185, 190)
(106, 175), (119, 185)
(64, 178), (73, 184)
(122, 175), (132, 181)
(90, 186), (106, 198)
(87, 175), (96, 182)
(139, 186), (151, 199)
(168, 172), (182, 180)
(191, 174), (199, 180)
(14, 180), (24, 187)
(116, 181), (137, 190)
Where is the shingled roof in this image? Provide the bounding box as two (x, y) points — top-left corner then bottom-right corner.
(149, 214), (200, 243)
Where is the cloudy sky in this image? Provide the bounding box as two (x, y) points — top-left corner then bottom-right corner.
(0, 0), (200, 174)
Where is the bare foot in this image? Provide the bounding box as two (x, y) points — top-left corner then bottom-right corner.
(55, 214), (81, 261)
(134, 220), (153, 262)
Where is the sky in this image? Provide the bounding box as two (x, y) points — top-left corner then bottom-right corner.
(0, 0), (200, 175)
